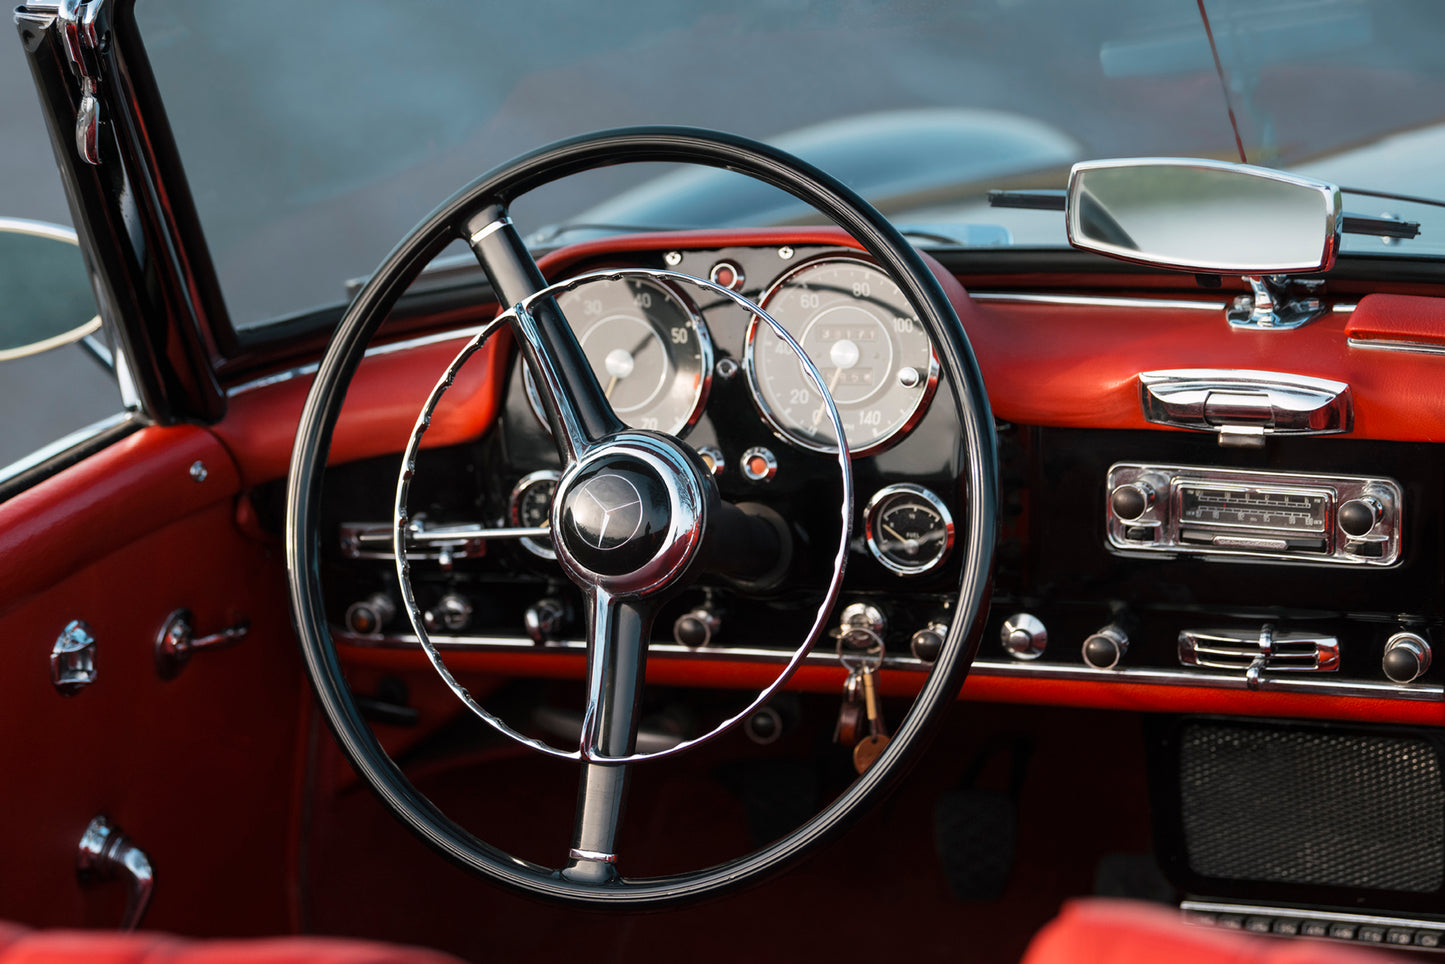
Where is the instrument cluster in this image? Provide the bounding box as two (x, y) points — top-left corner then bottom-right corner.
(512, 249), (954, 578)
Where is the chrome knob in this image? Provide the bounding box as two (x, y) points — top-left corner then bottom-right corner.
(1109, 482), (1155, 521)
(1339, 497), (1384, 538)
(1082, 624), (1129, 670)
(1383, 632), (1431, 684)
(673, 608), (722, 648)
(1000, 613), (1047, 660)
(524, 597), (568, 644)
(424, 593), (472, 633)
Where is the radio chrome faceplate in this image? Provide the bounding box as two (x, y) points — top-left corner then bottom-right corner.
(1106, 463), (1402, 567)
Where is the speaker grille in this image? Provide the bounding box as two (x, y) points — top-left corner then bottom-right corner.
(1179, 722), (1445, 893)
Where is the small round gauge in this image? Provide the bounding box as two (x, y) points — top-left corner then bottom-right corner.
(509, 470), (560, 560)
(745, 257), (937, 457)
(524, 275), (712, 436)
(864, 483), (954, 576)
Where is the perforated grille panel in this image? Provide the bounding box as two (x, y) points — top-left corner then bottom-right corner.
(1179, 722), (1445, 893)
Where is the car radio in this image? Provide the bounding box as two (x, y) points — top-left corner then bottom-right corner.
(1105, 463), (1402, 567)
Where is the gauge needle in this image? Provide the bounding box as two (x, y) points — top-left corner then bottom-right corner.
(811, 366), (844, 431)
(881, 522), (911, 543)
(605, 376), (618, 398)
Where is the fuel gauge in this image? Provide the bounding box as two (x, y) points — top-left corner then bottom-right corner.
(864, 483), (954, 576)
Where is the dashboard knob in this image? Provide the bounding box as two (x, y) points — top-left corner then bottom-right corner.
(524, 598), (568, 644)
(673, 608), (722, 648)
(1000, 613), (1047, 660)
(1383, 632), (1431, 684)
(344, 593), (396, 636)
(1082, 624), (1129, 670)
(1338, 497), (1383, 538)
(423, 593), (472, 634)
(1109, 482), (1155, 521)
(910, 623), (948, 663)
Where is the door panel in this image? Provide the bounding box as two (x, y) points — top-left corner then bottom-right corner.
(0, 427), (301, 933)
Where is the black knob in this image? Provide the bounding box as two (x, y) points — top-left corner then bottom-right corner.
(1082, 625), (1128, 670)
(1338, 498), (1381, 538)
(673, 608), (721, 648)
(910, 624), (947, 663)
(1383, 632), (1431, 684)
(1110, 483), (1153, 521)
(742, 706), (783, 744)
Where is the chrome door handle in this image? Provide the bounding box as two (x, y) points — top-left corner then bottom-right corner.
(154, 609), (249, 679)
(77, 816), (154, 931)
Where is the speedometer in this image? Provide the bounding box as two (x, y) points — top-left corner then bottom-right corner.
(745, 258), (937, 456)
(524, 275), (713, 436)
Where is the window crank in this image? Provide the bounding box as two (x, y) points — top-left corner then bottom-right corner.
(154, 608), (249, 680)
(77, 816), (154, 931)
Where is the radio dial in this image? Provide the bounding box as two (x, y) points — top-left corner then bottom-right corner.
(1338, 497), (1383, 538)
(1110, 482), (1155, 521)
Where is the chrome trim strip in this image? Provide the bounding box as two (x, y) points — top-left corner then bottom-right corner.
(227, 324), (489, 396)
(330, 630), (1444, 702)
(0, 411), (136, 487)
(970, 292), (1225, 311)
(1182, 900), (1445, 933)
(1332, 302), (1359, 313)
(568, 848), (617, 864)
(1348, 337), (1445, 357)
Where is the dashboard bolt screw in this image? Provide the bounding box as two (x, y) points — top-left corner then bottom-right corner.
(778, 246), (794, 260)
(189, 460), (208, 483)
(715, 358), (739, 380)
(663, 250), (683, 266)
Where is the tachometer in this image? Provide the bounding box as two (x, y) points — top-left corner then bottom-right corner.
(524, 275), (712, 436)
(745, 258), (936, 456)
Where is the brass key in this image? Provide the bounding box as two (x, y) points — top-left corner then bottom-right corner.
(852, 666), (890, 773)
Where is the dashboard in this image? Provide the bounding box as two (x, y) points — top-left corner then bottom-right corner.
(227, 229), (1445, 729)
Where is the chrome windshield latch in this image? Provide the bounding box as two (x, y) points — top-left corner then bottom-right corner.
(1226, 275), (1327, 330)
(50, 620), (97, 695)
(1139, 369), (1351, 449)
(55, 0), (109, 165)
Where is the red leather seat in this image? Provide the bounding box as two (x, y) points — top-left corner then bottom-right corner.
(1024, 900), (1411, 964)
(0, 922), (463, 964)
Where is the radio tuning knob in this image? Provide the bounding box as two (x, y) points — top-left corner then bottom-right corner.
(1110, 481), (1156, 521)
(1383, 632), (1431, 684)
(1338, 497), (1384, 538)
(1082, 623), (1129, 670)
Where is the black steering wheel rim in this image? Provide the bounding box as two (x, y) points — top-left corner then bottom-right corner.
(284, 126), (998, 907)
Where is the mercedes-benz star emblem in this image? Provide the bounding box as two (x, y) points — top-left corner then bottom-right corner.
(573, 474), (645, 550)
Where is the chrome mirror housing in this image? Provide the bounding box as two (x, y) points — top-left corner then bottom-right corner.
(0, 217), (100, 361)
(1065, 158), (1342, 275)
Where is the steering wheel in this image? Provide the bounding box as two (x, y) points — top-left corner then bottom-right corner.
(285, 127), (997, 907)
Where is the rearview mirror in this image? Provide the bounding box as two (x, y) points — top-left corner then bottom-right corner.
(1066, 159), (1342, 275)
(0, 218), (100, 362)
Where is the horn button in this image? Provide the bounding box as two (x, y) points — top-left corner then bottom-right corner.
(559, 459), (674, 577)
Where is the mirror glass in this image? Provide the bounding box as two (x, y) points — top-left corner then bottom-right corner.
(1066, 160), (1341, 274)
(0, 219), (100, 361)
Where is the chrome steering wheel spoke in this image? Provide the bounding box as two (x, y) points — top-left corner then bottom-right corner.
(465, 204), (623, 462)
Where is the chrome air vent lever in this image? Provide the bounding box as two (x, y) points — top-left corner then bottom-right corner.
(77, 816), (153, 931)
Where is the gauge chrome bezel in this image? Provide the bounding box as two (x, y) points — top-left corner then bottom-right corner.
(864, 482), (955, 576)
(508, 469), (561, 559)
(743, 255), (940, 459)
(522, 274), (714, 438)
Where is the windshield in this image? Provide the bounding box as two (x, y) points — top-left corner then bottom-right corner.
(134, 0), (1445, 332)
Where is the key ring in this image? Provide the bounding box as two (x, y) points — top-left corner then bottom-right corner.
(836, 630), (884, 675)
